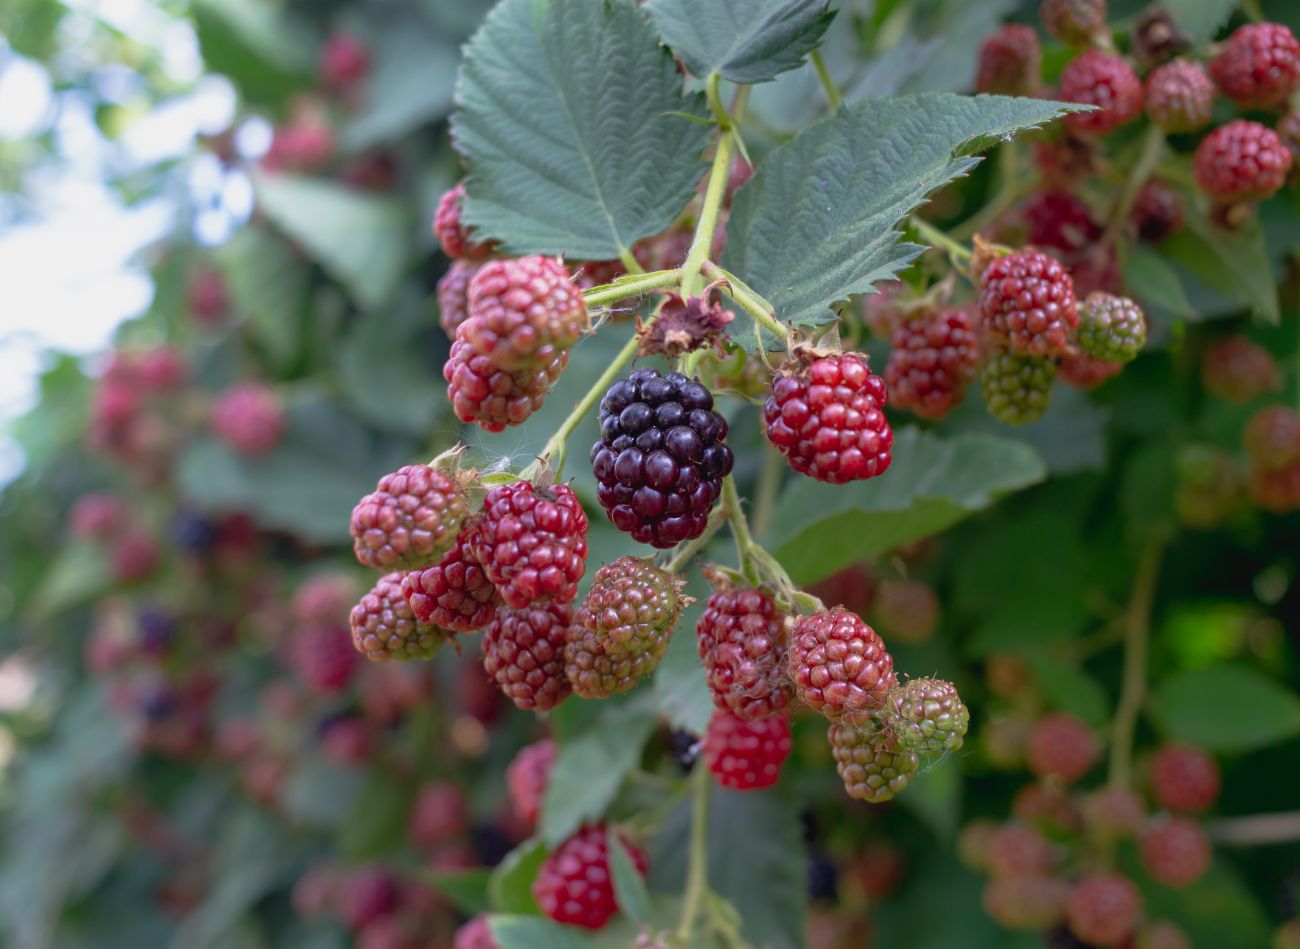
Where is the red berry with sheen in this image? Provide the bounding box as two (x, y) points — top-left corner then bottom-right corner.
(1194, 120), (1292, 205)
(481, 603), (574, 712)
(789, 607), (896, 719)
(462, 256), (588, 370)
(978, 249), (1078, 357)
(703, 709), (793, 790)
(402, 529), (500, 634)
(1210, 22), (1300, 108)
(696, 580), (791, 720)
(532, 823), (647, 930)
(351, 463), (472, 571)
(1141, 817), (1211, 887)
(1145, 59), (1214, 133)
(1060, 51), (1143, 135)
(474, 481), (588, 609)
(444, 337), (567, 432)
(210, 383), (284, 457)
(1066, 874), (1141, 947)
(763, 351), (892, 484)
(885, 308), (979, 420)
(1026, 713), (1097, 783)
(1150, 744), (1220, 814)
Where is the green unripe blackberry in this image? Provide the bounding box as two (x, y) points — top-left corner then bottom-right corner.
(828, 718), (918, 803)
(980, 351), (1056, 425)
(565, 557), (687, 698)
(1076, 293), (1146, 363)
(884, 677), (970, 756)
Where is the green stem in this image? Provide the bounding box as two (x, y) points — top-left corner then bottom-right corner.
(664, 505), (727, 574)
(674, 765), (711, 944)
(810, 49), (843, 110)
(582, 269), (681, 308)
(1108, 537), (1165, 789)
(910, 215), (972, 265)
(1104, 126), (1165, 247)
(681, 79), (747, 296)
(704, 262), (791, 346)
(721, 474), (757, 575)
(1242, 0), (1265, 21)
(619, 246), (645, 275)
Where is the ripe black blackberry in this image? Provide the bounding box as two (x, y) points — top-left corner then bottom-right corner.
(590, 368), (734, 548)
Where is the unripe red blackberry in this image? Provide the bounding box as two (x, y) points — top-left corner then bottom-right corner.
(474, 481), (588, 609)
(981, 874), (1069, 931)
(433, 183), (494, 260)
(454, 915), (497, 949)
(884, 308), (980, 420)
(789, 607), (896, 719)
(69, 492), (126, 540)
(1034, 135), (1097, 189)
(1076, 293), (1146, 362)
(351, 462), (473, 571)
(1194, 120), (1293, 205)
(696, 578), (792, 720)
(1066, 874), (1141, 947)
(319, 32), (370, 92)
(289, 626), (360, 693)
(1175, 445), (1245, 528)
(1040, 0), (1107, 45)
(958, 819), (998, 872)
(980, 350), (1057, 425)
(339, 866), (401, 932)
(1082, 786), (1146, 840)
(1202, 336), (1280, 404)
(532, 823), (647, 930)
(763, 351), (893, 483)
(444, 337), (568, 432)
(481, 602), (574, 712)
(112, 530), (160, 583)
(1013, 782), (1082, 834)
(1023, 190), (1101, 259)
(703, 709), (792, 790)
(210, 383), (285, 457)
(350, 572), (447, 662)
(565, 557), (686, 698)
(828, 719), (917, 803)
(1140, 817), (1211, 887)
(1138, 920), (1192, 949)
(1150, 743), (1220, 814)
(1250, 459), (1300, 513)
(1026, 713), (1098, 783)
(986, 823), (1055, 877)
(507, 738), (556, 828)
(1132, 6), (1191, 69)
(1210, 22), (1300, 108)
(1145, 59), (1214, 132)
(884, 677), (969, 756)
(1060, 51), (1143, 136)
(978, 249), (1078, 357)
(438, 260), (481, 339)
(187, 267), (228, 325)
(591, 369), (734, 547)
(1244, 405), (1300, 471)
(461, 256), (588, 370)
(1059, 346), (1125, 390)
(1132, 180), (1185, 243)
(807, 563), (875, 618)
(409, 779), (469, 850)
(1280, 108), (1300, 158)
(870, 578), (939, 644)
(976, 24), (1042, 96)
(402, 529), (499, 633)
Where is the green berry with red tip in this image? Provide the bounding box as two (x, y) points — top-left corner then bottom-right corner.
(828, 718), (917, 803)
(350, 572), (448, 662)
(1076, 293), (1146, 362)
(884, 677), (969, 756)
(980, 351), (1056, 425)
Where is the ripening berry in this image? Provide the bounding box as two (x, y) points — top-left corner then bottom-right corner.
(319, 32), (370, 92)
(434, 183), (494, 260)
(1145, 59), (1215, 132)
(1132, 179), (1185, 243)
(1075, 293), (1146, 362)
(402, 529), (500, 633)
(409, 780), (469, 850)
(986, 823), (1055, 877)
(1140, 817), (1211, 887)
(289, 626), (360, 693)
(482, 603), (574, 712)
(976, 24), (1042, 96)
(980, 350), (1057, 425)
(1023, 190), (1101, 258)
(350, 572), (447, 662)
(444, 337), (567, 432)
(1082, 786), (1146, 840)
(763, 351), (893, 483)
(1132, 6), (1191, 69)
(69, 492), (126, 540)
(187, 267), (228, 325)
(1026, 713), (1098, 783)
(696, 577), (792, 720)
(1202, 336), (1280, 404)
(1150, 744), (1221, 814)
(1194, 120), (1293, 205)
(884, 308), (980, 420)
(1060, 51), (1143, 136)
(532, 823), (647, 930)
(1209, 22), (1300, 109)
(978, 249), (1078, 357)
(1059, 346), (1125, 390)
(1244, 405), (1300, 471)
(438, 260), (481, 338)
(884, 677), (969, 756)
(507, 738), (556, 828)
(703, 709), (793, 790)
(871, 578), (940, 643)
(981, 874), (1069, 931)
(454, 915), (497, 949)
(1040, 0), (1107, 45)
(1066, 874), (1141, 947)
(462, 256), (588, 370)
(350, 462), (473, 571)
(338, 866), (401, 932)
(210, 383), (285, 457)
(789, 607), (897, 719)
(473, 481), (588, 609)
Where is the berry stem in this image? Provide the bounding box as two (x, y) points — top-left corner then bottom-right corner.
(619, 246), (645, 275)
(810, 49), (843, 110)
(681, 76), (749, 297)
(703, 262), (792, 347)
(674, 764), (712, 944)
(1107, 536), (1166, 789)
(721, 473), (799, 598)
(910, 215), (973, 267)
(1103, 125), (1165, 247)
(1207, 810), (1300, 845)
(582, 268), (682, 308)
(1241, 0), (1265, 21)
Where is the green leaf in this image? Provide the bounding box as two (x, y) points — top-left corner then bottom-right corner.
(425, 868), (493, 917)
(1124, 244), (1194, 321)
(722, 93), (1077, 333)
(191, 0), (313, 107)
(957, 384), (1109, 475)
(606, 827), (652, 924)
(487, 916), (591, 949)
(337, 771), (414, 859)
(253, 174), (409, 311)
(282, 756), (365, 828)
(540, 694), (658, 845)
(216, 227), (309, 370)
(1135, 860), (1272, 947)
(771, 428), (1045, 585)
(1162, 214), (1279, 324)
(643, 0), (835, 84)
(897, 757), (962, 840)
(1163, 0), (1237, 45)
(1025, 653), (1110, 726)
(1152, 665), (1300, 752)
(453, 0), (711, 258)
(489, 839), (547, 915)
(649, 787), (806, 949)
(338, 291), (447, 434)
(340, 14), (460, 151)
(29, 542), (111, 618)
(651, 581), (714, 735)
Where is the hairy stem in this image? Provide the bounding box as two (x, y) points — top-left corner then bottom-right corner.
(619, 246), (645, 274)
(910, 215), (973, 265)
(681, 78), (748, 296)
(582, 268), (681, 308)
(704, 262), (791, 346)
(1104, 126), (1165, 246)
(810, 49), (842, 110)
(1108, 537), (1165, 788)
(675, 765), (711, 944)
(1209, 810), (1300, 845)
